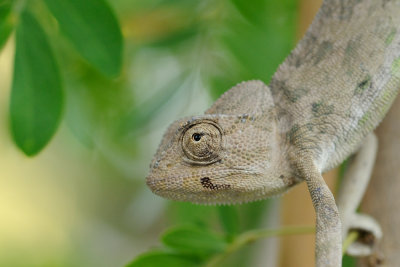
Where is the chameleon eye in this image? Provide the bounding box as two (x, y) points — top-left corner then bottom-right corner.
(192, 133), (202, 142)
(182, 121), (222, 164)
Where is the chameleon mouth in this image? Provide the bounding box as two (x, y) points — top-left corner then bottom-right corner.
(146, 168), (253, 195)
(145, 175), (180, 195)
(146, 171), (290, 205)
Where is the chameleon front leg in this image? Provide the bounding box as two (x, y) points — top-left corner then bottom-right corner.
(336, 133), (382, 256)
(295, 153), (342, 267)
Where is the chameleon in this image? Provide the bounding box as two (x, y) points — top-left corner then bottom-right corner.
(146, 0), (400, 266)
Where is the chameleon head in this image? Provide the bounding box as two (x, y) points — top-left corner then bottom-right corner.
(146, 112), (295, 204)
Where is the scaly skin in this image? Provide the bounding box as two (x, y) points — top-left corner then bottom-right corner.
(147, 0), (400, 266)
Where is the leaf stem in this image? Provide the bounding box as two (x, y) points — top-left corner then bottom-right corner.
(205, 225), (315, 267)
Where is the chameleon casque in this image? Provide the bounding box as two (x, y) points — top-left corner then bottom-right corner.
(147, 0), (400, 266)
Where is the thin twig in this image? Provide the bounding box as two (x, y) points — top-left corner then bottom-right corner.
(206, 225), (315, 267)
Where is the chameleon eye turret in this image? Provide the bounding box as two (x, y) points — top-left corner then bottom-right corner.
(181, 121), (222, 164)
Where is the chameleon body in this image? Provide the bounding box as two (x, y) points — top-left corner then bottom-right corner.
(147, 0), (400, 266)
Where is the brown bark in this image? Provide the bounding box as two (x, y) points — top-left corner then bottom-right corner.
(358, 94), (400, 266)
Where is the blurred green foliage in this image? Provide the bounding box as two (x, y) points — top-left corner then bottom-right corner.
(0, 1), (13, 50)
(4, 0), (122, 155)
(10, 10), (63, 155)
(43, 0), (122, 77)
(0, 0), (358, 266)
(128, 251), (200, 267)
(161, 225), (227, 257)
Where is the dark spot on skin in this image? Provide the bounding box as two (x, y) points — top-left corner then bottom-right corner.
(320, 1), (335, 19)
(358, 79), (369, 89)
(311, 102), (321, 113)
(338, 0), (357, 20)
(305, 123), (314, 131)
(286, 34), (318, 67)
(313, 41), (333, 66)
(385, 27), (397, 46)
(382, 0), (391, 8)
(279, 175), (284, 179)
(287, 53), (304, 68)
(311, 101), (334, 117)
(354, 75), (372, 95)
(343, 36), (363, 74)
(285, 87), (309, 103)
(200, 177), (230, 190)
(287, 124), (300, 144)
(270, 80), (309, 103)
(313, 187), (323, 202)
(345, 38), (357, 55)
(323, 203), (338, 217)
(312, 103), (321, 112)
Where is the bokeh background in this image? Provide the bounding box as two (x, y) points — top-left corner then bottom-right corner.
(0, 0), (356, 266)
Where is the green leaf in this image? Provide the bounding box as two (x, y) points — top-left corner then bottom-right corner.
(43, 0), (123, 77)
(218, 206), (239, 236)
(126, 251), (200, 267)
(230, 0), (269, 26)
(161, 225), (226, 256)
(10, 10), (63, 156)
(0, 0), (14, 50)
